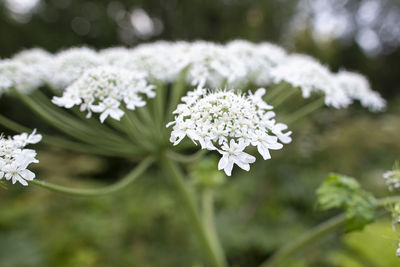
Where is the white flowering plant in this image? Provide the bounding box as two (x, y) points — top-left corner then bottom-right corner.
(0, 40), (397, 266)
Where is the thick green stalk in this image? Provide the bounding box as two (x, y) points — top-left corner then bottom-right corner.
(160, 153), (228, 267)
(30, 157), (154, 197)
(202, 188), (228, 267)
(259, 196), (400, 267)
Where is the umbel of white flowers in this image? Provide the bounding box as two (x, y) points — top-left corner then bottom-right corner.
(0, 131), (42, 186)
(0, 40), (386, 113)
(167, 88), (291, 176)
(52, 66), (155, 122)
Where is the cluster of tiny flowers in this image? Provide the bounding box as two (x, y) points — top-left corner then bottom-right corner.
(383, 170), (400, 192)
(271, 54), (353, 109)
(226, 40), (287, 86)
(335, 71), (386, 112)
(0, 130), (42, 186)
(47, 47), (106, 90)
(167, 87), (292, 176)
(52, 66), (155, 123)
(0, 40), (386, 111)
(0, 60), (41, 96)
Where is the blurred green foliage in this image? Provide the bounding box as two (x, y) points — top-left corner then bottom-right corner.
(1, 0), (400, 266)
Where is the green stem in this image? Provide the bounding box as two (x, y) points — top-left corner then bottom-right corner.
(202, 188), (228, 267)
(31, 92), (133, 150)
(259, 196), (400, 267)
(167, 68), (188, 121)
(160, 153), (227, 267)
(284, 97), (325, 125)
(264, 83), (288, 102)
(270, 86), (299, 108)
(151, 81), (165, 140)
(29, 157), (154, 197)
(0, 114), (138, 157)
(14, 90), (109, 146)
(33, 90), (127, 143)
(166, 149), (207, 163)
(259, 213), (347, 267)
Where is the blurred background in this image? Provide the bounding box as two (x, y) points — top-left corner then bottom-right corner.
(0, 0), (400, 266)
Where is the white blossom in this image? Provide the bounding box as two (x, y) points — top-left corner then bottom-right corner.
(0, 130), (42, 186)
(52, 66), (155, 123)
(13, 48), (53, 87)
(185, 41), (247, 88)
(227, 40), (287, 86)
(0, 59), (41, 96)
(46, 47), (105, 90)
(0, 41), (385, 113)
(167, 88), (291, 176)
(335, 71), (386, 112)
(218, 140), (256, 176)
(271, 54), (353, 109)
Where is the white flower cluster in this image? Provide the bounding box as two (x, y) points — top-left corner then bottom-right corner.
(335, 71), (386, 112)
(0, 60), (41, 96)
(52, 66), (155, 123)
(226, 40), (287, 86)
(0, 40), (386, 112)
(0, 130), (42, 186)
(383, 170), (400, 192)
(167, 87), (291, 176)
(48, 47), (105, 90)
(271, 54), (386, 111)
(271, 54), (353, 109)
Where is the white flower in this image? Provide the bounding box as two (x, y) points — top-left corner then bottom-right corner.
(247, 88), (273, 110)
(13, 48), (53, 86)
(218, 140), (256, 176)
(46, 47), (105, 90)
(335, 71), (386, 112)
(3, 163), (35, 186)
(226, 40), (287, 86)
(167, 88), (291, 176)
(13, 129), (42, 146)
(0, 41), (385, 114)
(272, 123), (293, 144)
(250, 130), (282, 160)
(271, 54), (352, 109)
(0, 130), (42, 186)
(185, 41), (247, 88)
(0, 59), (41, 95)
(52, 66), (154, 123)
(91, 98), (125, 123)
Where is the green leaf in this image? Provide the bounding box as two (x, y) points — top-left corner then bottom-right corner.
(316, 173), (376, 232)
